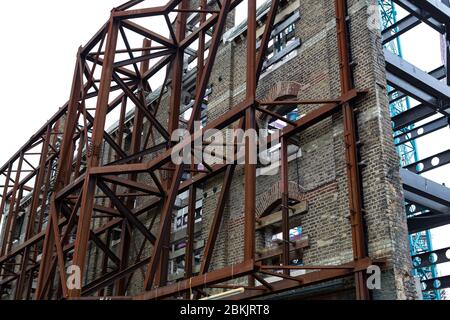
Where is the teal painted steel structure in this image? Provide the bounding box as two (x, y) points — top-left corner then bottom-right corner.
(378, 0), (441, 300)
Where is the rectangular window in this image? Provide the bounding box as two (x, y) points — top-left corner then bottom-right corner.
(263, 11), (301, 72)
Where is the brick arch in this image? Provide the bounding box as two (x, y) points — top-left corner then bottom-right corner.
(255, 181), (305, 219)
(258, 81), (302, 122)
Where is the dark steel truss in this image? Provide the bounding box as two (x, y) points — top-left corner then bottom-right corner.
(0, 0), (379, 300)
(382, 0), (450, 296)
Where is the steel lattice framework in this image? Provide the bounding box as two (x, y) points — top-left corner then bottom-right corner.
(0, 0), (378, 300)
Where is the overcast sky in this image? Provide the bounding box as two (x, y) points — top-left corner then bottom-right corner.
(0, 0), (449, 297)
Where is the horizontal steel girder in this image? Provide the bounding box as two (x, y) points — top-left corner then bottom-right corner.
(408, 0), (450, 27)
(411, 246), (450, 269)
(385, 49), (450, 104)
(392, 0), (447, 33)
(382, 14), (425, 44)
(404, 148), (450, 174)
(401, 169), (450, 232)
(391, 104), (437, 131)
(394, 116), (449, 146)
(385, 50), (450, 132)
(388, 65), (445, 104)
(407, 210), (450, 233)
(400, 169), (450, 234)
(422, 275), (450, 293)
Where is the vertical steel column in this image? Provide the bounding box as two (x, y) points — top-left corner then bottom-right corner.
(244, 0), (256, 265)
(0, 156), (21, 293)
(73, 131), (85, 179)
(0, 163), (12, 250)
(185, 0), (206, 282)
(110, 97), (127, 293)
(280, 136), (290, 275)
(335, 0), (369, 300)
(167, 0), (188, 135)
(116, 97), (128, 161)
(109, 97), (127, 293)
(157, 1), (188, 287)
(15, 126), (52, 299)
(0, 152), (24, 256)
(35, 46), (86, 298)
(69, 16), (120, 298)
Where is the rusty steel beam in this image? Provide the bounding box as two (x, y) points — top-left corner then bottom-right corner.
(0, 163), (12, 219)
(256, 1), (280, 85)
(243, 2), (257, 286)
(88, 99), (252, 176)
(280, 136), (290, 275)
(335, 0), (369, 300)
(35, 45), (100, 297)
(0, 152), (24, 256)
(0, 0), (376, 301)
(184, 0), (207, 281)
(136, 260), (255, 300)
(96, 180), (156, 244)
(230, 258), (378, 300)
(14, 126), (52, 299)
(68, 16), (120, 299)
(185, 0), (206, 283)
(101, 175), (162, 196)
(155, 2), (189, 287)
(113, 39), (150, 291)
(168, 0), (188, 134)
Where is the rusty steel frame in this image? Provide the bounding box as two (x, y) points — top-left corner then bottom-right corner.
(0, 0), (380, 300)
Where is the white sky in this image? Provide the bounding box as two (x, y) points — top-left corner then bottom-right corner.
(0, 0), (125, 165)
(0, 0), (448, 297)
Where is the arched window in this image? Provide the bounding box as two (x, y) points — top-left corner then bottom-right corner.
(254, 181), (308, 268)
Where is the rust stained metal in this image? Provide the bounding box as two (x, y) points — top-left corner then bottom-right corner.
(0, 0), (373, 300)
